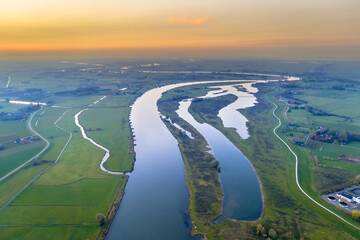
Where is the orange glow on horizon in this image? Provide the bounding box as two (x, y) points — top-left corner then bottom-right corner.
(0, 0), (359, 58)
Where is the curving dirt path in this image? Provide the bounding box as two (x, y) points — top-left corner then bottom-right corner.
(270, 100), (360, 231)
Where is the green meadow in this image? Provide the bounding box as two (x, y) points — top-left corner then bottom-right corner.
(0, 59), (359, 239)
(158, 67), (360, 239)
(0, 91), (133, 239)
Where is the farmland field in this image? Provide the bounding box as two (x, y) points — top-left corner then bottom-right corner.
(0, 59), (359, 239)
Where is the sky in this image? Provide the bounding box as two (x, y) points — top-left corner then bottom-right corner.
(0, 0), (359, 59)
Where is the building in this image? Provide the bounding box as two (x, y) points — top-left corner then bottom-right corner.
(336, 192), (354, 203)
(353, 196), (360, 204)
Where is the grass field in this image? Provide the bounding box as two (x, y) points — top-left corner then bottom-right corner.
(273, 100), (360, 237)
(0, 120), (31, 138)
(0, 145), (44, 178)
(0, 102), (22, 113)
(159, 79), (360, 239)
(0, 163), (51, 207)
(0, 93), (133, 239)
(0, 59), (359, 239)
(80, 95), (135, 172)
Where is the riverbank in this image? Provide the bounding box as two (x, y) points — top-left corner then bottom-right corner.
(177, 98), (263, 223)
(159, 86), (263, 239)
(97, 176), (129, 240)
(162, 117), (223, 236)
(158, 80), (356, 239)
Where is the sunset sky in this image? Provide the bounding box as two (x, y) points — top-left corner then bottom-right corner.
(1, 0), (359, 59)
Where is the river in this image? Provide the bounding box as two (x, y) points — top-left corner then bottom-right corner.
(106, 77), (297, 239)
(177, 98), (262, 223)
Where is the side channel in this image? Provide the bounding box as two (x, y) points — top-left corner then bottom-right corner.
(177, 98), (263, 223)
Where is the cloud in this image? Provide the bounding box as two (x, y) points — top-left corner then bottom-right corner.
(167, 16), (209, 25)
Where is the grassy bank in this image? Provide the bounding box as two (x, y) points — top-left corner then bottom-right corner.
(159, 81), (359, 239)
(0, 95), (134, 239)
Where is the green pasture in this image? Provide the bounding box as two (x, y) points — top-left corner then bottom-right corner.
(14, 177), (122, 206)
(0, 102), (21, 113)
(273, 98), (360, 236)
(80, 96), (134, 172)
(0, 177), (126, 225)
(0, 120), (30, 138)
(57, 95), (104, 108)
(34, 110), (114, 185)
(1, 59), (359, 239)
(0, 93), (132, 239)
(287, 109), (311, 125)
(31, 108), (71, 161)
(160, 84), (360, 239)
(312, 143), (360, 173)
(0, 226), (98, 240)
(0, 163), (51, 207)
(0, 145), (44, 178)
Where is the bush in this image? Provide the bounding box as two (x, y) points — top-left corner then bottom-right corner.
(268, 228), (277, 238)
(96, 213), (106, 226)
(352, 210), (360, 221)
(354, 175), (360, 185)
(256, 223), (266, 236)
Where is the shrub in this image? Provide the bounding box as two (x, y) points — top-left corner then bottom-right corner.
(268, 228), (277, 238)
(96, 213), (106, 226)
(352, 210), (360, 221)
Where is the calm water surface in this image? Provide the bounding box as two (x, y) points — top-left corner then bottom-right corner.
(106, 84), (199, 240)
(177, 99), (263, 223)
(107, 79), (273, 239)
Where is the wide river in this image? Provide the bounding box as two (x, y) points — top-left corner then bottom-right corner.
(106, 77), (297, 239)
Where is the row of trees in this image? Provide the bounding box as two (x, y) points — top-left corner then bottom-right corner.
(310, 128), (360, 145)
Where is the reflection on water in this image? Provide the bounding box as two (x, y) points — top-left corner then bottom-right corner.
(177, 100), (263, 223)
(107, 77), (298, 239)
(200, 84), (257, 139)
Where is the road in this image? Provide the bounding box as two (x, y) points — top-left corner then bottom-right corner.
(0, 109), (50, 183)
(270, 100), (360, 231)
(0, 109), (73, 209)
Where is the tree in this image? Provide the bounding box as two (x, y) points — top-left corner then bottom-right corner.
(354, 175), (360, 185)
(96, 213), (106, 226)
(284, 231), (294, 239)
(256, 223), (266, 236)
(268, 228), (277, 238)
(352, 210), (360, 221)
(256, 224), (263, 235)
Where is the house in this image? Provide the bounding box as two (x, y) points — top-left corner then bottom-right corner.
(336, 192), (354, 203)
(353, 196), (360, 204)
(14, 136), (33, 144)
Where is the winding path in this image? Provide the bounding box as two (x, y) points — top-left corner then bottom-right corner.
(0, 109), (73, 209)
(270, 100), (360, 231)
(0, 109), (50, 183)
